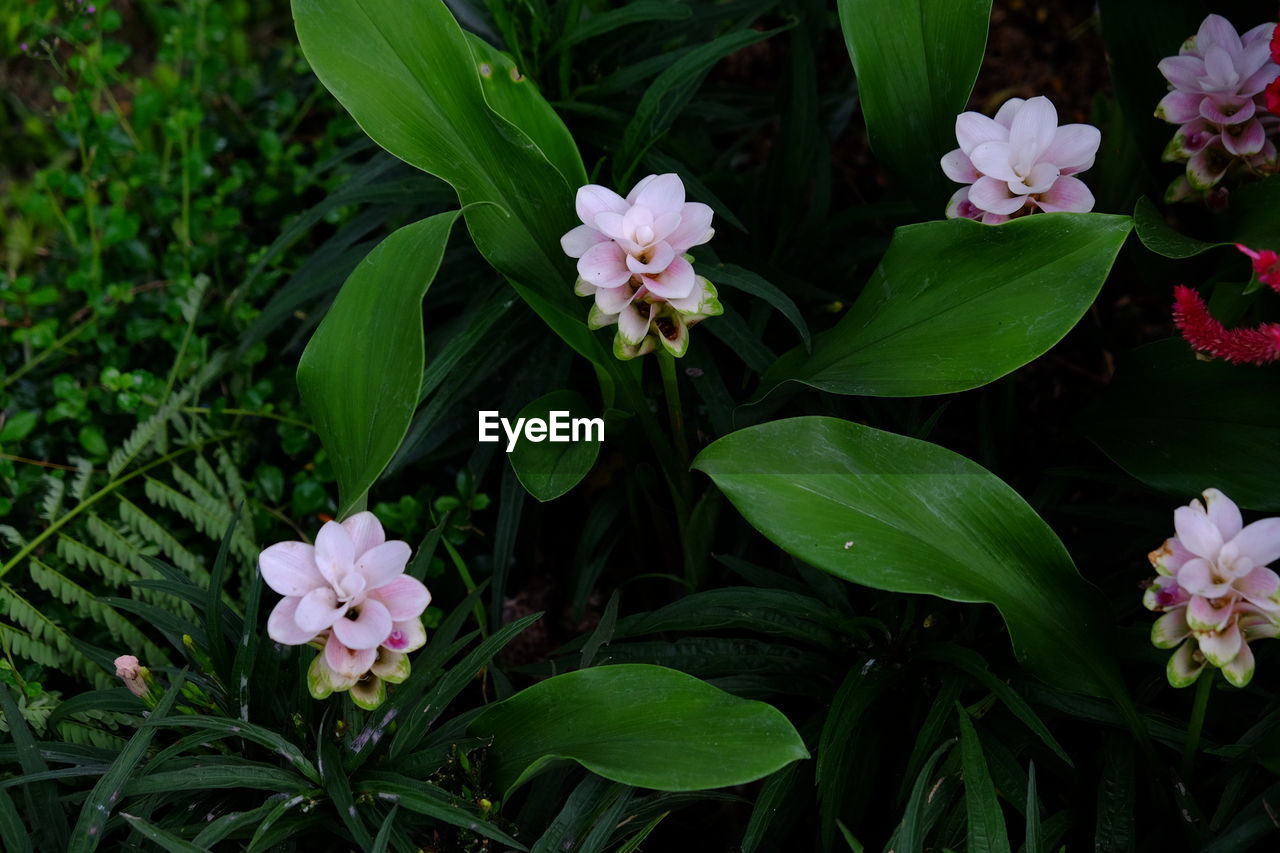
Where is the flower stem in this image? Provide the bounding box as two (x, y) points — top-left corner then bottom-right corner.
(1182, 668), (1214, 779)
(657, 349), (690, 479)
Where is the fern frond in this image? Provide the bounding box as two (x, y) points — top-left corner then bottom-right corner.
(0, 525), (25, 548)
(39, 474), (65, 524)
(0, 622), (62, 668)
(56, 535), (140, 588)
(54, 718), (129, 749)
(194, 453), (227, 501)
(179, 275), (210, 325)
(69, 457), (94, 501)
(145, 473), (257, 564)
(0, 585), (107, 686)
(106, 406), (174, 479)
(29, 560), (168, 666)
(85, 513), (157, 577)
(116, 497), (207, 583)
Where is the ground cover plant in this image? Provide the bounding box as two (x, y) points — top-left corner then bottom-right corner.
(3, 0), (1280, 850)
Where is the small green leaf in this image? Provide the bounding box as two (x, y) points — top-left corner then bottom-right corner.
(957, 705), (1013, 853)
(1133, 197), (1226, 259)
(297, 213), (459, 516)
(757, 214), (1133, 398)
(0, 411), (39, 444)
(469, 664), (808, 796)
(507, 390), (602, 502)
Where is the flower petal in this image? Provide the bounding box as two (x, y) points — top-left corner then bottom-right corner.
(1175, 503), (1224, 558)
(1236, 566), (1280, 606)
(315, 520), (357, 585)
(1235, 518), (1280, 566)
(642, 254), (697, 300)
(617, 300), (653, 346)
(1186, 594), (1232, 632)
(1158, 55), (1206, 90)
(1149, 537), (1194, 576)
(371, 649), (410, 683)
(267, 597), (319, 645)
(341, 511), (386, 558)
(968, 176), (1026, 215)
(577, 240), (632, 290)
(595, 284), (637, 314)
(955, 111), (1008, 154)
(575, 184), (628, 226)
(367, 575), (431, 621)
(333, 598), (394, 650)
(626, 241), (676, 275)
(941, 148), (979, 183)
(356, 540), (411, 589)
(295, 587), (347, 634)
(325, 631), (377, 679)
(1007, 96), (1057, 174)
(625, 174), (658, 204)
(1197, 15), (1241, 57)
(1223, 119), (1266, 157)
(1221, 639), (1255, 687)
(1197, 622), (1243, 667)
(1202, 488), (1243, 540)
(1035, 175), (1095, 213)
(1042, 123), (1101, 173)
(968, 141), (1020, 182)
(665, 203), (715, 254)
(1199, 95), (1255, 125)
(1152, 608), (1191, 648)
(560, 224), (608, 258)
(1166, 640), (1205, 687)
(992, 98), (1025, 129)
(633, 173), (685, 215)
(1155, 90), (1203, 124)
(259, 541), (323, 597)
(384, 618), (427, 653)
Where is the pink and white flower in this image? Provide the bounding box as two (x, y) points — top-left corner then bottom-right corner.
(941, 96), (1100, 224)
(561, 173), (723, 359)
(1156, 14), (1280, 193)
(259, 511), (431, 707)
(1144, 488), (1280, 688)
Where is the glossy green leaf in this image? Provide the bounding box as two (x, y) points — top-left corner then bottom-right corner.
(469, 663), (808, 796)
(693, 417), (1124, 698)
(1133, 197), (1226, 259)
(758, 214), (1132, 398)
(507, 390), (603, 502)
(837, 0), (992, 209)
(1085, 340), (1280, 511)
(292, 0), (609, 367)
(297, 213), (458, 516)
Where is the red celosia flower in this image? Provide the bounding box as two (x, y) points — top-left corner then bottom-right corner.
(1172, 285), (1280, 365)
(1268, 76), (1280, 118)
(1272, 22), (1280, 64)
(1237, 243), (1280, 292)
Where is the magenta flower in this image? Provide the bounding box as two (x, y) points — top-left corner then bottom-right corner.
(1144, 489), (1280, 687)
(259, 512), (431, 707)
(561, 173), (723, 359)
(1156, 14), (1280, 191)
(941, 96), (1100, 224)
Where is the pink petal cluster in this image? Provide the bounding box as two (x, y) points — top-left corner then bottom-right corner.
(561, 173), (723, 359)
(1156, 14), (1280, 196)
(941, 96), (1099, 224)
(1238, 242), (1280, 291)
(259, 512), (430, 709)
(1144, 489), (1280, 688)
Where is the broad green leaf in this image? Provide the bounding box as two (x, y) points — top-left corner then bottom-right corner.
(507, 390), (603, 502)
(469, 663), (808, 796)
(1084, 340), (1280, 511)
(297, 213), (459, 516)
(957, 706), (1013, 853)
(898, 740), (955, 853)
(1133, 197), (1226, 259)
(292, 0), (609, 369)
(757, 214), (1133, 398)
(837, 0), (992, 209)
(120, 814), (207, 853)
(692, 417), (1125, 698)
